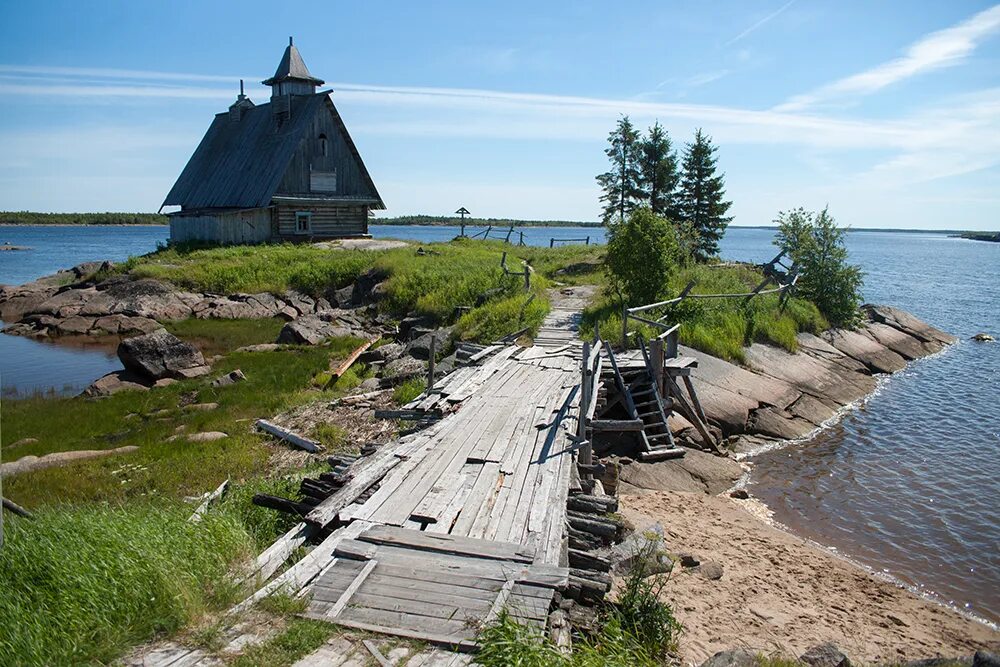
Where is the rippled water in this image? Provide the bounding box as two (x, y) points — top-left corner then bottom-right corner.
(1, 224), (997, 625)
(723, 231), (1000, 625)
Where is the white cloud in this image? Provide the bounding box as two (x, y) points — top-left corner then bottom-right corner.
(777, 4), (1000, 111)
(724, 0), (799, 46)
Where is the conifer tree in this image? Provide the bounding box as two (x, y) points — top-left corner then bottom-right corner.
(637, 122), (680, 219)
(596, 116), (643, 225)
(678, 129), (732, 260)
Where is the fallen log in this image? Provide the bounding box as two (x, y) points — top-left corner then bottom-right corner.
(568, 548), (611, 572)
(319, 471), (351, 487)
(567, 513), (621, 540)
(590, 419), (644, 432)
(567, 525), (603, 552)
(2, 496), (34, 519)
(255, 419), (320, 453)
(566, 494), (618, 515)
(252, 493), (314, 517)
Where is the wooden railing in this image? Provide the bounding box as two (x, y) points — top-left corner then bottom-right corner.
(577, 335), (604, 473)
(621, 252), (799, 351)
(469, 225), (527, 245)
(500, 251), (531, 290)
(549, 236), (591, 247)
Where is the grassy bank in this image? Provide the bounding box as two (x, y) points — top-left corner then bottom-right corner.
(122, 238), (606, 343)
(581, 262), (828, 363)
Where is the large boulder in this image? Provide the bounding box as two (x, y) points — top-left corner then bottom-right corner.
(32, 287), (98, 318)
(277, 310), (369, 345)
(700, 649), (758, 667)
(83, 370), (152, 397)
(800, 643), (851, 667)
(117, 329), (210, 380)
(618, 449), (743, 496)
(99, 279), (201, 320)
(91, 314), (161, 336)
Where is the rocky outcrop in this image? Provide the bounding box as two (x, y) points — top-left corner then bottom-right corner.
(1, 273), (343, 338)
(83, 370), (153, 397)
(617, 449), (744, 495)
(0, 445), (138, 477)
(276, 309), (370, 345)
(117, 329), (210, 381)
(680, 306), (954, 446)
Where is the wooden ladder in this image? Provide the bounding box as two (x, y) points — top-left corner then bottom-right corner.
(603, 342), (685, 462)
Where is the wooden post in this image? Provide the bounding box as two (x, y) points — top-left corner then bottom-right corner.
(550, 238), (555, 248)
(579, 341), (593, 469)
(665, 327), (679, 359)
(523, 266), (530, 291)
(650, 338), (665, 397)
(519, 231), (526, 246)
(593, 319), (600, 345)
(460, 222), (465, 237)
(586, 236), (590, 246)
(621, 303), (629, 350)
(427, 335), (436, 391)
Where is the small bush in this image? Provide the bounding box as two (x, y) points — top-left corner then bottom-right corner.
(774, 207), (863, 328)
(605, 208), (680, 306)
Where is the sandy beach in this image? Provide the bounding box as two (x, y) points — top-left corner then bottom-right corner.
(619, 490), (1000, 664)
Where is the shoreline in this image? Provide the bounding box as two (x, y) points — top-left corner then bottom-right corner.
(619, 490), (1000, 663)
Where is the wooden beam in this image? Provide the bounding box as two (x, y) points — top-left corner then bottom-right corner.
(325, 335), (380, 389)
(326, 559), (378, 618)
(255, 419), (321, 453)
(188, 478), (229, 523)
(589, 419), (644, 432)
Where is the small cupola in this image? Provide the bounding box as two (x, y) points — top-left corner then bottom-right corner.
(228, 79), (255, 122)
(263, 37), (324, 100)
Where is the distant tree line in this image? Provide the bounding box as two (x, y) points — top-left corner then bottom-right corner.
(375, 214), (603, 228)
(596, 117), (732, 262)
(0, 211), (168, 225)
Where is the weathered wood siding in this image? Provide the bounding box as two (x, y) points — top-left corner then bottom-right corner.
(276, 102), (372, 198)
(170, 208), (272, 245)
(275, 204), (367, 238)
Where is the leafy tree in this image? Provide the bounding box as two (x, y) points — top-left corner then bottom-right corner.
(678, 129), (732, 261)
(637, 122), (680, 219)
(775, 206), (864, 328)
(605, 207), (680, 306)
(597, 116), (643, 225)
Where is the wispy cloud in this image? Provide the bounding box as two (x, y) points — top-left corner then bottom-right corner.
(776, 4), (1000, 111)
(724, 0), (798, 46)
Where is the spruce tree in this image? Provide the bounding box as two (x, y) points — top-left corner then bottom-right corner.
(678, 128), (732, 260)
(637, 121), (680, 219)
(596, 116), (643, 225)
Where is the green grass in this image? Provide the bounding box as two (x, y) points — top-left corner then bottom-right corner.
(164, 318), (286, 356)
(228, 619), (334, 667)
(117, 238), (575, 344)
(0, 503), (253, 666)
(477, 539), (681, 667)
(1, 331), (368, 508)
(581, 262), (827, 363)
(127, 243), (375, 297)
(393, 377), (426, 405)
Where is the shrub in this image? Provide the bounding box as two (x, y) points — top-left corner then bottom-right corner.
(774, 207), (863, 328)
(605, 208), (680, 307)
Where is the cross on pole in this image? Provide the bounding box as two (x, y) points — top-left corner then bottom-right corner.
(455, 207), (470, 237)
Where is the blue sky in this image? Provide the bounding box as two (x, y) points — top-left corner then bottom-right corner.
(0, 1), (998, 229)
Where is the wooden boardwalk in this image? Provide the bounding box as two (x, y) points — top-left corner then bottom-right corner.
(292, 296), (589, 649)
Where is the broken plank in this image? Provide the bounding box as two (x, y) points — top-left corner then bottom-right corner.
(326, 335), (380, 388)
(326, 559), (378, 618)
(188, 478), (229, 523)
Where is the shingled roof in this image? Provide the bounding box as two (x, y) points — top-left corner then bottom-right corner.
(263, 40), (324, 86)
(163, 92), (383, 211)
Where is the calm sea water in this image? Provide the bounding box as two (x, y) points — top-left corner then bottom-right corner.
(1, 224), (997, 624)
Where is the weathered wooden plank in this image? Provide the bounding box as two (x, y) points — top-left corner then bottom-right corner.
(311, 615), (477, 653)
(356, 525), (535, 563)
(230, 520), (371, 615)
(244, 521), (317, 584)
(326, 335), (380, 388)
(317, 564), (553, 599)
(188, 478), (229, 523)
(326, 559), (378, 618)
(483, 579), (515, 625)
